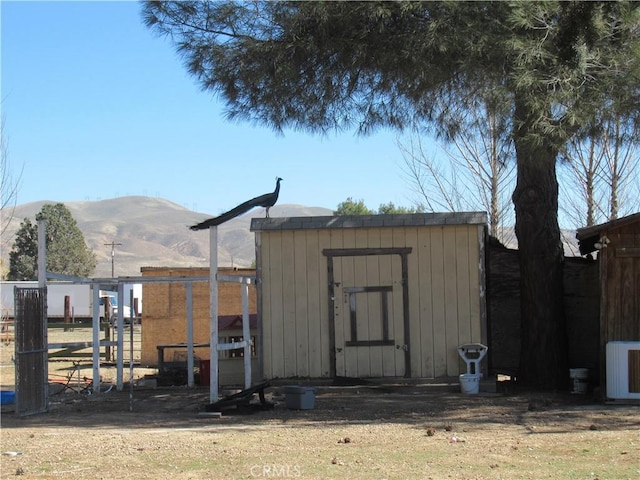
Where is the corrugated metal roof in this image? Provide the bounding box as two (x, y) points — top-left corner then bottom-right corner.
(250, 212), (487, 231)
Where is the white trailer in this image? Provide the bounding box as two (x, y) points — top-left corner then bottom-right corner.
(0, 281), (134, 321)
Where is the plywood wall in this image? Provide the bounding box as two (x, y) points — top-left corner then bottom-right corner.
(140, 267), (256, 366)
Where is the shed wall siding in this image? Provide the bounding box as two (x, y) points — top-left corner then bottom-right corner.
(602, 225), (640, 343)
(259, 224), (485, 379)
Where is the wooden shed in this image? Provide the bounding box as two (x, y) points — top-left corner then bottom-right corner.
(250, 212), (488, 380)
(576, 212), (640, 397)
(140, 266), (258, 385)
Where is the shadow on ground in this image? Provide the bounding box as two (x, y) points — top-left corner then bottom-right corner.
(3, 380), (639, 435)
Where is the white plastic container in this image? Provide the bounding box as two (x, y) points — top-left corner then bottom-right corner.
(606, 342), (640, 400)
(569, 368), (589, 394)
(459, 373), (481, 395)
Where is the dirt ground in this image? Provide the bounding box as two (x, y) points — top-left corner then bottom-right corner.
(1, 332), (639, 479)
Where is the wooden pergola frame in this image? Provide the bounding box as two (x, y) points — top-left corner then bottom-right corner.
(37, 220), (254, 405)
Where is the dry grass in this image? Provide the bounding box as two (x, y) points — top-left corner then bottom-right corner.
(1, 330), (639, 480)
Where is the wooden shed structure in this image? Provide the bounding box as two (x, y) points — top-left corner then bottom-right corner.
(576, 212), (640, 397)
(250, 212), (488, 380)
(140, 266), (258, 386)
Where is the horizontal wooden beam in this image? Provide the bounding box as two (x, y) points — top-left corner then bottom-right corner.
(323, 247), (412, 257)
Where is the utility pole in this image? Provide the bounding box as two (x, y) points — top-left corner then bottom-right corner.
(104, 241), (123, 277)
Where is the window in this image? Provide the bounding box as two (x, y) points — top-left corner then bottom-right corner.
(344, 286), (395, 347)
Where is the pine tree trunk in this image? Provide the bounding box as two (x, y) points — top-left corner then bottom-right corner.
(512, 96), (568, 390)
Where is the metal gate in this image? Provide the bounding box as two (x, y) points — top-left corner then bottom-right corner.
(14, 287), (48, 416)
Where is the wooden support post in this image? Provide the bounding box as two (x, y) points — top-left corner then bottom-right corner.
(92, 287), (101, 394)
(186, 282), (195, 387)
(104, 324), (111, 361)
(129, 289), (135, 412)
(64, 295), (71, 323)
(209, 226), (219, 403)
(64, 295), (71, 332)
(104, 296), (112, 362)
(116, 283), (124, 390)
(37, 220), (46, 288)
(242, 281), (251, 389)
(133, 298), (139, 320)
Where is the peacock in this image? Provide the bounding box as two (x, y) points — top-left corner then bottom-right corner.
(190, 177), (282, 230)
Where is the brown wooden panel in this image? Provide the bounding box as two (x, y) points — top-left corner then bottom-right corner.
(617, 254), (636, 340)
(629, 349), (640, 393)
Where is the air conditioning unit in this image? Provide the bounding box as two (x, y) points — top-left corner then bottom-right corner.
(606, 341), (640, 400)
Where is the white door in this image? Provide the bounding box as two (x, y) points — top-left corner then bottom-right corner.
(332, 253), (406, 378)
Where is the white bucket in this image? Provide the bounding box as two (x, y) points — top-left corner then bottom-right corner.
(459, 373), (481, 395)
(569, 368), (589, 394)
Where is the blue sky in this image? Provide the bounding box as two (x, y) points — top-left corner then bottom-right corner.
(1, 1), (426, 216)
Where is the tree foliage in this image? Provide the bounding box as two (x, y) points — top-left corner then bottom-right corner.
(8, 203), (96, 280)
(334, 198), (375, 216)
(377, 202), (424, 215)
(334, 197), (423, 215)
(8, 218), (37, 280)
(143, 1), (640, 389)
(143, 2), (639, 136)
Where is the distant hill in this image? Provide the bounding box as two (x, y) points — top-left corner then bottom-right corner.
(0, 197), (332, 277)
(0, 196), (580, 278)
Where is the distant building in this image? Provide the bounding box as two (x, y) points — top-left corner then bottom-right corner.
(140, 266), (258, 386)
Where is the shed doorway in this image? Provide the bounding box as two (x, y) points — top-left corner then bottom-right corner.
(325, 248), (411, 378)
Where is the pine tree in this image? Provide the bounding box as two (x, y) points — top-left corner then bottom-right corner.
(8, 218), (37, 280)
(8, 203), (96, 280)
(143, 1), (640, 388)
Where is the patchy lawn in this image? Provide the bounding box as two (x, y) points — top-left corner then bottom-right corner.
(1, 381), (639, 480)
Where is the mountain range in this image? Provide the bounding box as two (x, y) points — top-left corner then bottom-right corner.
(1, 196), (581, 278)
(1, 197), (332, 277)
